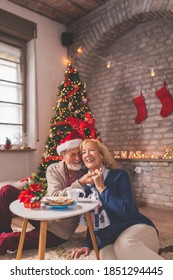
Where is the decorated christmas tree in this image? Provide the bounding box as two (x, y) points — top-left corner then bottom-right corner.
(37, 62), (100, 178)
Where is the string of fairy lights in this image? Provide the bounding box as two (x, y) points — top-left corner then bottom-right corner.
(76, 46), (173, 77)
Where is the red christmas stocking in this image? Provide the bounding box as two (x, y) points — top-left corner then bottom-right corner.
(133, 91), (147, 124)
(155, 82), (173, 118)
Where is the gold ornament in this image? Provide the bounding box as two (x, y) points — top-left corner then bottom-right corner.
(163, 146), (172, 159)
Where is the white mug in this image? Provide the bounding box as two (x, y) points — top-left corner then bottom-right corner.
(67, 189), (85, 202)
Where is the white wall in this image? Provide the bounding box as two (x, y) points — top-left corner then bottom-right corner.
(0, 0), (67, 181)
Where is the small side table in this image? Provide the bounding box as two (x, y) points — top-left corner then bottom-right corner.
(10, 199), (99, 260)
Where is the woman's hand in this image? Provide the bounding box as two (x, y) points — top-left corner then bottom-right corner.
(91, 169), (105, 193)
(71, 247), (90, 259)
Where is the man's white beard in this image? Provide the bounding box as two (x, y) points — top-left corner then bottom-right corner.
(66, 162), (83, 171)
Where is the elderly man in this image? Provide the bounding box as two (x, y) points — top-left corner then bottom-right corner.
(0, 130), (88, 255)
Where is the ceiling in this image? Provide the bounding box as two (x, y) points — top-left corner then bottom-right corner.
(8, 0), (108, 25)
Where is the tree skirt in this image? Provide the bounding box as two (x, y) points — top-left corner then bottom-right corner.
(0, 231), (173, 260)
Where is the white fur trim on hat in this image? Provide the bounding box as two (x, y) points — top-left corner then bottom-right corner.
(56, 138), (82, 155)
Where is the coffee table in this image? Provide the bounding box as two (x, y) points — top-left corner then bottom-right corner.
(10, 199), (99, 260)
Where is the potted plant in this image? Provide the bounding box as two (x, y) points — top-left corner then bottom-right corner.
(4, 137), (12, 149)
(18, 173), (47, 208)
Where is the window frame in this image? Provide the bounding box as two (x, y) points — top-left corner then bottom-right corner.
(0, 9), (37, 147)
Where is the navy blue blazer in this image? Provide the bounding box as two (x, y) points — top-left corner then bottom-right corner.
(83, 169), (157, 250)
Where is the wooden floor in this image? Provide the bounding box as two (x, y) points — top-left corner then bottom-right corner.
(77, 206), (173, 235)
(139, 206), (173, 235)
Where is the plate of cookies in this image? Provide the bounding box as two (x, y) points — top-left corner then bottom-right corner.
(43, 197), (77, 209)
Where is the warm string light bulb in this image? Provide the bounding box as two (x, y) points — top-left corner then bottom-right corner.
(77, 46), (84, 54)
(106, 61), (111, 68)
(150, 68), (155, 77)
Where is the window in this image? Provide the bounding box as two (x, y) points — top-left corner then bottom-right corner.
(0, 37), (26, 144)
(0, 9), (36, 146)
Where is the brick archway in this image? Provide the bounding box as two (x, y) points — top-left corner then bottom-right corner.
(69, 0), (173, 82)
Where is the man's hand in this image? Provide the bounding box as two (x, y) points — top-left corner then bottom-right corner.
(79, 173), (94, 186)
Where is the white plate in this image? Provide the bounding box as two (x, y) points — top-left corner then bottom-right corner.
(78, 197), (96, 203)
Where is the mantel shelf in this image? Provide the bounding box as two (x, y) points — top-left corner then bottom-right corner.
(0, 148), (36, 152)
(115, 158), (173, 162)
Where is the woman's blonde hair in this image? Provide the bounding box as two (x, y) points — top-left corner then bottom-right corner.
(80, 138), (117, 169)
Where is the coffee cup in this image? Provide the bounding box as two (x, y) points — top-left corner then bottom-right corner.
(67, 189), (85, 202)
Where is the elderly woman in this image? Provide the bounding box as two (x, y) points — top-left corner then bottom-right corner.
(71, 138), (163, 260)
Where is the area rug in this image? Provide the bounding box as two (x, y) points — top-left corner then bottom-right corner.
(0, 231), (173, 260)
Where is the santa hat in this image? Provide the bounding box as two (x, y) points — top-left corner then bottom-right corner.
(56, 130), (83, 155)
